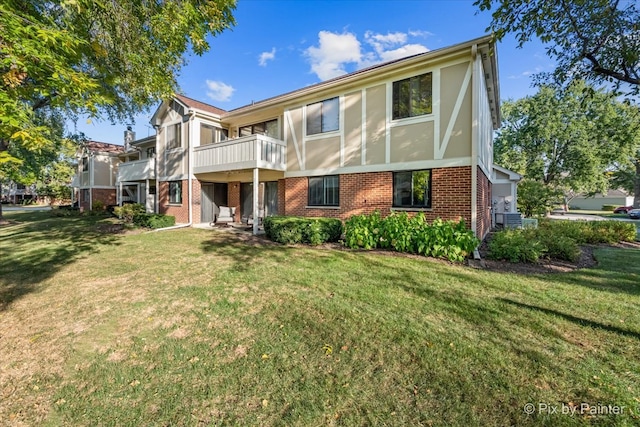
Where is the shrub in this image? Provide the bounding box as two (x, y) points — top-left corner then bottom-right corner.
(263, 216), (342, 245)
(113, 203), (146, 223)
(133, 213), (175, 229)
(344, 211), (479, 262)
(487, 229), (545, 263)
(602, 204), (616, 211)
(92, 200), (105, 211)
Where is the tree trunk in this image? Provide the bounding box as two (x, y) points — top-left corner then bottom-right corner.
(0, 182), (4, 222)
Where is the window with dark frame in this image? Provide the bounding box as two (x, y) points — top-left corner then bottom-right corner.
(167, 123), (182, 150)
(239, 119), (278, 138)
(169, 181), (182, 204)
(306, 97), (339, 135)
(201, 123), (229, 145)
(81, 157), (89, 172)
(308, 175), (339, 207)
(392, 72), (433, 120)
(393, 170), (432, 208)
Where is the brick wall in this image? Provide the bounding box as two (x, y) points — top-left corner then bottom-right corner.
(283, 166), (474, 227)
(79, 188), (116, 211)
(277, 179), (286, 215)
(228, 181), (241, 222)
(476, 167), (492, 240)
(159, 180), (189, 223)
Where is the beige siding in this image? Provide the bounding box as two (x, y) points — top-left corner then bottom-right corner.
(390, 121), (434, 163)
(93, 156), (115, 186)
(286, 107), (303, 171)
(365, 84), (386, 165)
(440, 62), (472, 159)
(343, 91), (362, 167)
(305, 136), (341, 170)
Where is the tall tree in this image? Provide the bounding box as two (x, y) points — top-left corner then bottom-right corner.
(0, 0), (236, 220)
(475, 0), (639, 95)
(495, 82), (630, 198)
(609, 101), (640, 207)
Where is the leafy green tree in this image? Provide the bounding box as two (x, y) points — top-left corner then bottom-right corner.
(0, 0), (236, 220)
(517, 180), (563, 217)
(475, 0), (640, 95)
(609, 101), (640, 207)
(495, 82), (627, 197)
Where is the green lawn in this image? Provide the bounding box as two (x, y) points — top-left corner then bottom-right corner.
(1, 211), (639, 426)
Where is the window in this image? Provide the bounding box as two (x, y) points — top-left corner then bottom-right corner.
(146, 147), (156, 158)
(306, 97), (339, 135)
(308, 175), (339, 206)
(239, 119), (278, 138)
(82, 189), (90, 202)
(201, 124), (228, 145)
(166, 123), (182, 150)
(169, 181), (182, 204)
(393, 170), (431, 208)
(81, 157), (89, 172)
(392, 72), (432, 120)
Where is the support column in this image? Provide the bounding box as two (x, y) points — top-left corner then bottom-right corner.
(253, 167), (259, 235)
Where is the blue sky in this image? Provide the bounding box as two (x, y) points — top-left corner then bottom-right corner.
(73, 0), (553, 144)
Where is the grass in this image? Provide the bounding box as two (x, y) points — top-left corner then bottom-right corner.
(1, 211), (639, 426)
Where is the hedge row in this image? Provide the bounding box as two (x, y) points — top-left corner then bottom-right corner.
(343, 211), (479, 262)
(488, 219), (637, 263)
(113, 203), (175, 229)
(263, 216), (342, 245)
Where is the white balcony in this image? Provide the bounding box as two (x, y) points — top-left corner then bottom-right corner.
(117, 158), (155, 182)
(193, 134), (286, 174)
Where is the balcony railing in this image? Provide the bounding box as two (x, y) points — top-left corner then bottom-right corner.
(193, 134), (286, 174)
(117, 158), (155, 182)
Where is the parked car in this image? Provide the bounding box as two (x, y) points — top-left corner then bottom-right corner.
(614, 205), (634, 214)
(628, 209), (640, 219)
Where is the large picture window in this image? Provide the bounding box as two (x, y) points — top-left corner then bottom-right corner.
(308, 175), (339, 206)
(167, 123), (182, 150)
(393, 170), (431, 208)
(169, 181), (182, 204)
(306, 97), (339, 135)
(392, 72), (432, 120)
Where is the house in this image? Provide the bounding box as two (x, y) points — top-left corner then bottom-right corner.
(114, 35), (510, 239)
(71, 141), (124, 210)
(1, 181), (37, 204)
(116, 130), (157, 212)
(569, 189), (634, 211)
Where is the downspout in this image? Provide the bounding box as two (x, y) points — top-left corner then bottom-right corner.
(153, 110), (194, 231)
(470, 44), (478, 235)
(89, 154), (94, 211)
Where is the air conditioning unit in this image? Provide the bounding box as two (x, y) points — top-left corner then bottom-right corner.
(503, 212), (522, 229)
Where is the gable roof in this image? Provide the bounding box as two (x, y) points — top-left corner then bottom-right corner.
(83, 140), (124, 154)
(174, 94), (227, 116)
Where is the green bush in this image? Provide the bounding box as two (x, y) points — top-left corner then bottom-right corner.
(487, 229), (545, 263)
(343, 211), (479, 262)
(113, 203), (146, 223)
(602, 204), (616, 211)
(488, 219), (636, 263)
(92, 200), (104, 211)
(133, 213), (175, 229)
(263, 216), (342, 245)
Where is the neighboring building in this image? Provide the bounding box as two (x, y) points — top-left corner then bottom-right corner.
(116, 132), (157, 213)
(71, 141), (124, 210)
(1, 181), (37, 204)
(569, 189), (634, 211)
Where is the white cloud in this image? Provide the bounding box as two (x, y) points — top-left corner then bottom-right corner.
(305, 31), (362, 80)
(259, 48), (276, 66)
(305, 30), (430, 81)
(205, 80), (235, 102)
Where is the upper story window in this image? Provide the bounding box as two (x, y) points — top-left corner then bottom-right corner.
(239, 119), (278, 138)
(306, 97), (339, 135)
(393, 170), (432, 208)
(81, 157), (89, 172)
(146, 147), (156, 158)
(201, 124), (228, 145)
(166, 123), (182, 150)
(392, 72), (432, 120)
